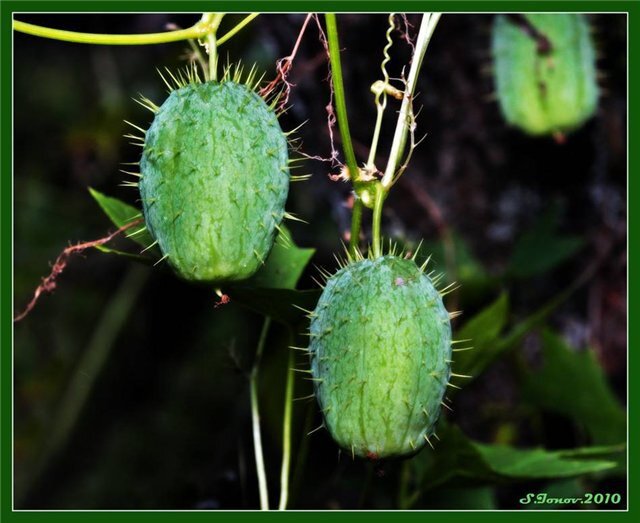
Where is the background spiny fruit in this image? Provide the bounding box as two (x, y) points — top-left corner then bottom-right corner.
(136, 69), (289, 283)
(308, 254), (453, 459)
(492, 14), (599, 136)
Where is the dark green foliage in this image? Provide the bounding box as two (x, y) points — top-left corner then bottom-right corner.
(140, 81), (289, 282)
(508, 207), (584, 278)
(407, 424), (620, 502)
(522, 330), (626, 446)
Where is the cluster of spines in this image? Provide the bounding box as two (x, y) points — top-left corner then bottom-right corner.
(289, 241), (474, 455)
(116, 61), (313, 265)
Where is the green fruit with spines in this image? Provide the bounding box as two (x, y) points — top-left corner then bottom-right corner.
(136, 67), (289, 283)
(492, 13), (599, 136)
(308, 253), (453, 459)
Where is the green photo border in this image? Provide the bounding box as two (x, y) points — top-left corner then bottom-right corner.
(1, 0), (636, 520)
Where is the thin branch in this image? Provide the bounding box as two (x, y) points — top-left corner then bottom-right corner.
(13, 13), (254, 49)
(250, 317), (272, 510)
(278, 345), (295, 510)
(381, 13), (441, 189)
(217, 13), (260, 46)
(260, 14), (313, 110)
(14, 219), (142, 322)
(13, 19), (206, 45)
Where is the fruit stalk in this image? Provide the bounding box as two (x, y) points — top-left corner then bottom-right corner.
(200, 13), (225, 81)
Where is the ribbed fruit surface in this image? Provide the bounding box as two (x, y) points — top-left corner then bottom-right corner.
(140, 81), (289, 282)
(492, 14), (598, 136)
(309, 256), (452, 458)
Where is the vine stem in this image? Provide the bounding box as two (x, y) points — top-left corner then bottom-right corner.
(366, 13), (396, 170)
(324, 13), (362, 257)
(381, 13), (441, 189)
(370, 13), (441, 257)
(13, 13), (257, 47)
(278, 344), (295, 510)
(250, 317), (271, 510)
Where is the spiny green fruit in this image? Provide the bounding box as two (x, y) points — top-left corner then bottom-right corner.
(308, 254), (454, 459)
(492, 14), (598, 136)
(136, 70), (289, 282)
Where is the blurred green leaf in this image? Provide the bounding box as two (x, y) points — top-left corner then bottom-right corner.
(557, 444), (627, 459)
(415, 233), (494, 304)
(522, 330), (626, 446)
(474, 443), (616, 479)
(508, 207), (584, 278)
(409, 424), (618, 502)
(458, 264), (590, 383)
(88, 187), (156, 250)
(453, 293), (509, 378)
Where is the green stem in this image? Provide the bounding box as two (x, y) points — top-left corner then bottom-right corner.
(371, 183), (386, 258)
(250, 317), (271, 510)
(367, 106), (385, 169)
(368, 14), (440, 257)
(278, 345), (295, 510)
(325, 14), (363, 256)
(13, 19), (206, 45)
(201, 13), (225, 81)
(217, 13), (259, 46)
(13, 12), (256, 49)
(325, 14), (359, 176)
(381, 13), (441, 189)
(349, 199), (364, 257)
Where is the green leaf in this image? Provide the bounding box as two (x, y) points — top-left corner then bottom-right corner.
(227, 226), (317, 325)
(244, 226), (315, 290)
(453, 293), (510, 378)
(457, 269), (588, 383)
(522, 330), (626, 446)
(409, 424), (618, 502)
(474, 443), (616, 479)
(508, 206), (584, 278)
(88, 187), (155, 250)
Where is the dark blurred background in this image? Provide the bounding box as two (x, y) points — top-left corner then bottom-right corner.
(13, 13), (627, 509)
